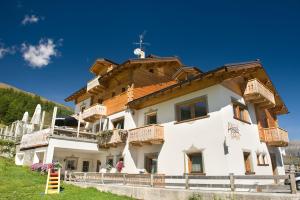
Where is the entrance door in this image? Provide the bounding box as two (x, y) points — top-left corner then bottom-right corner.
(270, 153), (277, 175)
(82, 161), (90, 172)
(145, 153), (158, 174)
(243, 152), (252, 174)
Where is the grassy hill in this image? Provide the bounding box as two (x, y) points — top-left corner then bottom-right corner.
(0, 82), (73, 126)
(0, 157), (133, 200)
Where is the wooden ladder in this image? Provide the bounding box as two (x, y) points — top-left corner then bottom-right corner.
(45, 168), (60, 194)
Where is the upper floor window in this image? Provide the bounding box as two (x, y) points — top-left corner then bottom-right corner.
(176, 96), (208, 122)
(145, 112), (157, 125)
(232, 99), (250, 123)
(149, 69), (154, 73)
(187, 152), (204, 174)
(80, 105), (86, 113)
(112, 117), (124, 129)
(98, 98), (103, 104)
(112, 92), (116, 97)
(121, 87), (126, 93)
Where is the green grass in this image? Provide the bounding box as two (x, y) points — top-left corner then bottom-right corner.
(0, 157), (134, 200)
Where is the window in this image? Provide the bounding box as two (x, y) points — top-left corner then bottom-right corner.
(149, 69), (154, 73)
(106, 157), (114, 167)
(80, 105), (86, 113)
(145, 112), (157, 125)
(65, 158), (78, 170)
(121, 87), (126, 92)
(176, 96), (208, 122)
(232, 99), (249, 123)
(187, 153), (204, 173)
(112, 117), (124, 129)
(98, 98), (103, 104)
(145, 153), (158, 174)
(243, 152), (254, 174)
(257, 153), (268, 166)
(82, 161), (90, 172)
(112, 92), (116, 97)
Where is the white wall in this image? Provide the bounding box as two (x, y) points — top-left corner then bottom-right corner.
(75, 98), (91, 114)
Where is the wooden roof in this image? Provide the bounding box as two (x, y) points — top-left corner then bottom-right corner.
(89, 58), (118, 75)
(128, 60), (288, 115)
(64, 86), (86, 102)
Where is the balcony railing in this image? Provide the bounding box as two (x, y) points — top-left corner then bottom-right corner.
(128, 124), (164, 145)
(87, 76), (103, 94)
(82, 104), (106, 122)
(97, 129), (127, 149)
(244, 79), (276, 108)
(263, 127), (289, 147)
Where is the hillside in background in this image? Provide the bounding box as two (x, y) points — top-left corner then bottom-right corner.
(0, 82), (73, 126)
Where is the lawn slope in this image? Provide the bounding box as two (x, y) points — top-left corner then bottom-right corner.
(0, 157), (133, 200)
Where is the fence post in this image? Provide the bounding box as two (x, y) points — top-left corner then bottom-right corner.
(123, 174), (127, 185)
(64, 170), (68, 181)
(290, 165), (297, 194)
(229, 173), (235, 192)
(150, 174), (154, 187)
(185, 174), (189, 189)
(84, 172), (87, 183)
(101, 173), (104, 184)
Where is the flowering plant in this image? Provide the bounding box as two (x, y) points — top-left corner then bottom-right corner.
(30, 161), (61, 175)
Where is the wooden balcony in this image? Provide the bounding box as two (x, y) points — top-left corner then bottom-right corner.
(97, 129), (127, 149)
(263, 127), (289, 147)
(87, 76), (104, 94)
(244, 79), (276, 108)
(128, 124), (164, 146)
(82, 104), (106, 122)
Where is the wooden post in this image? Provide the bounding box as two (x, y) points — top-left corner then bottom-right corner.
(150, 174), (154, 187)
(290, 165), (297, 194)
(185, 174), (189, 189)
(64, 170), (68, 181)
(50, 107), (57, 135)
(101, 173), (104, 184)
(84, 172), (87, 182)
(123, 174), (126, 185)
(229, 173), (235, 192)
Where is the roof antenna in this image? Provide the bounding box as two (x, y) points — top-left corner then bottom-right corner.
(133, 31), (150, 59)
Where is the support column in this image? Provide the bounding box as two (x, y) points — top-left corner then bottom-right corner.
(40, 111), (46, 130)
(50, 107), (57, 135)
(45, 143), (55, 163)
(77, 112), (81, 138)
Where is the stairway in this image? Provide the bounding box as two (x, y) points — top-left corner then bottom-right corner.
(45, 168), (61, 194)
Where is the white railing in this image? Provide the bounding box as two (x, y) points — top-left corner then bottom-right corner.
(128, 124), (164, 144)
(263, 127), (289, 146)
(82, 104), (107, 120)
(244, 79), (275, 106)
(87, 76), (101, 92)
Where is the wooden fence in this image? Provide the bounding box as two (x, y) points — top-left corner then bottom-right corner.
(65, 172), (297, 194)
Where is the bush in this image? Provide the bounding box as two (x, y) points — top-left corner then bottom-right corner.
(31, 161), (61, 174)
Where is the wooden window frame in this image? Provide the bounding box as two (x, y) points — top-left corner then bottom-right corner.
(175, 96), (209, 123)
(243, 151), (255, 175)
(144, 111), (158, 125)
(232, 98), (250, 124)
(187, 152), (205, 174)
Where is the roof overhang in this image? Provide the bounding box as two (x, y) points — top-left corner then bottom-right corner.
(64, 87), (87, 102)
(128, 60), (288, 115)
(89, 58), (118, 75)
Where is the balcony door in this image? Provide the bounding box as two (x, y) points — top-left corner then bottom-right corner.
(243, 152), (252, 174)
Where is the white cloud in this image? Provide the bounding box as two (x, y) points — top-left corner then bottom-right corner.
(0, 44), (15, 59)
(22, 15), (39, 25)
(21, 39), (61, 68)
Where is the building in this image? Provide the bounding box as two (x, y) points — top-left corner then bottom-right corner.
(12, 54), (289, 177)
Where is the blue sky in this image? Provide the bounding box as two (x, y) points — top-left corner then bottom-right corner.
(0, 1), (299, 139)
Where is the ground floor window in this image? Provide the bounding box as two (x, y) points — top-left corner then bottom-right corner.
(187, 153), (204, 173)
(82, 161), (90, 172)
(65, 157), (78, 170)
(145, 153), (158, 174)
(243, 152), (254, 174)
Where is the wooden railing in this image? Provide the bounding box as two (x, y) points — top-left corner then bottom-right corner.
(128, 124), (164, 145)
(65, 171), (297, 193)
(263, 127), (289, 147)
(82, 104), (106, 122)
(98, 129), (127, 148)
(53, 127), (97, 141)
(244, 79), (275, 108)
